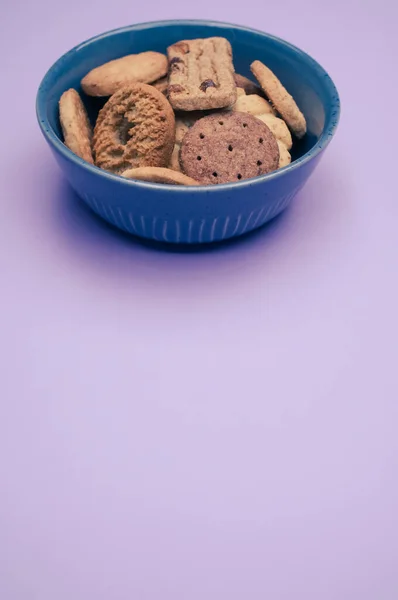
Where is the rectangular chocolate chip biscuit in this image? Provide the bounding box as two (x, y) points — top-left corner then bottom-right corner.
(167, 37), (237, 111)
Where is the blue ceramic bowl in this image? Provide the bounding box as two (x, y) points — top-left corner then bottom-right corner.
(36, 20), (340, 244)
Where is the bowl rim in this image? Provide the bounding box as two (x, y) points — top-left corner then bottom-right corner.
(36, 18), (341, 193)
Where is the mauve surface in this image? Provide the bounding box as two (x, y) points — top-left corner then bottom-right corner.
(1, 2), (397, 599)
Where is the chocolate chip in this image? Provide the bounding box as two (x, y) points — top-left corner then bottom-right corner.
(170, 57), (183, 68)
(199, 79), (217, 92)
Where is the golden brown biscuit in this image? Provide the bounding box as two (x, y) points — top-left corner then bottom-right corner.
(93, 83), (175, 174)
(167, 37), (237, 111)
(174, 112), (204, 143)
(169, 144), (182, 172)
(251, 60), (307, 138)
(277, 141), (291, 168)
(81, 52), (168, 97)
(152, 76), (169, 95)
(255, 113), (293, 149)
(232, 94), (275, 116)
(59, 88), (93, 163)
(169, 112), (205, 172)
(121, 166), (199, 185)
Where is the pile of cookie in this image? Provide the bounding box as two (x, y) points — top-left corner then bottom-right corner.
(59, 37), (306, 186)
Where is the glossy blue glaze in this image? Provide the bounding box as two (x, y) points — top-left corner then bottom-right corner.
(36, 20), (340, 244)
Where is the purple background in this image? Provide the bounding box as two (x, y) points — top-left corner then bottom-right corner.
(1, 1), (397, 598)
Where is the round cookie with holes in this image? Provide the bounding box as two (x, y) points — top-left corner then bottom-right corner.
(179, 112), (279, 185)
(93, 83), (175, 174)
